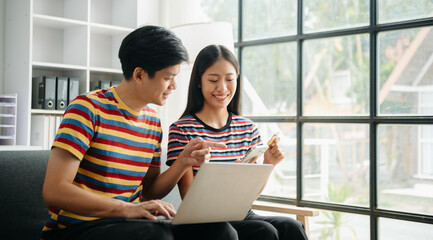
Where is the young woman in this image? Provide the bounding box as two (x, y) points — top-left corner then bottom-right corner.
(167, 45), (307, 240)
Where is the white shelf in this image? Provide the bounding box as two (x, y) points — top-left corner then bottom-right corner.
(89, 67), (123, 74)
(4, 0), (143, 146)
(0, 135), (15, 139)
(90, 23), (134, 36)
(0, 94), (17, 146)
(89, 31), (125, 69)
(0, 124), (15, 127)
(31, 109), (65, 115)
(91, 0), (138, 28)
(33, 0), (88, 21)
(32, 24), (87, 66)
(0, 145), (44, 151)
(0, 103), (16, 107)
(33, 62), (88, 71)
(33, 14), (87, 29)
(0, 114), (15, 117)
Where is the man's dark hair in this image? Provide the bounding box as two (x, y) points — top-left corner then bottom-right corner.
(181, 44), (241, 118)
(118, 25), (189, 79)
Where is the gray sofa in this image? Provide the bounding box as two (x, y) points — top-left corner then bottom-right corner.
(0, 150), (181, 239)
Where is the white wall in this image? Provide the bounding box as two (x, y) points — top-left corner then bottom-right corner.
(159, 0), (208, 28)
(138, 0), (160, 26)
(0, 0), (5, 94)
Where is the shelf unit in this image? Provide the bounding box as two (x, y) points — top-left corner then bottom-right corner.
(4, 0), (143, 146)
(0, 94), (17, 145)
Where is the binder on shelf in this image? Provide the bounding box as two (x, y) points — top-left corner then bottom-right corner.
(32, 76), (56, 110)
(110, 81), (121, 87)
(31, 115), (62, 150)
(91, 80), (111, 90)
(56, 77), (68, 110)
(68, 78), (80, 105)
(31, 115), (49, 149)
(48, 115), (57, 148)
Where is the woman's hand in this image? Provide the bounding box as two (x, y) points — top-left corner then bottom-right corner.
(263, 137), (285, 166)
(234, 156), (259, 164)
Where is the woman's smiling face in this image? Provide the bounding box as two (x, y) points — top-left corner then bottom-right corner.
(200, 58), (238, 111)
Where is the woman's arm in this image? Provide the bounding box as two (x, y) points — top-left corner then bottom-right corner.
(178, 167), (194, 199)
(255, 138), (285, 197)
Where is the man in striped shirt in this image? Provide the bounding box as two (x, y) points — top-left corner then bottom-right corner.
(41, 26), (236, 240)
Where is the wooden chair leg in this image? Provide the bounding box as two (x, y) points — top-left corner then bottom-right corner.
(297, 215), (310, 239)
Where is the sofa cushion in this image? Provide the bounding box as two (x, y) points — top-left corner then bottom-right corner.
(0, 149), (182, 239)
(0, 150), (51, 239)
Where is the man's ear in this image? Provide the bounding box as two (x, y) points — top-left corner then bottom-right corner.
(132, 67), (149, 84)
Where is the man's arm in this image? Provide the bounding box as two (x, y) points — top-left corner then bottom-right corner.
(141, 163), (190, 201)
(141, 137), (226, 200)
(43, 147), (176, 220)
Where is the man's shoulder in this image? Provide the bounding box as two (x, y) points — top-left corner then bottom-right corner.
(140, 106), (162, 126)
(142, 106), (159, 116)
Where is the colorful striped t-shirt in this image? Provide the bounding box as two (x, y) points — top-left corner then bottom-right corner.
(42, 87), (162, 232)
(167, 113), (262, 174)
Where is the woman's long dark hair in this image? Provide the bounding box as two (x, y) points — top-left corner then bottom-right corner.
(181, 45), (241, 118)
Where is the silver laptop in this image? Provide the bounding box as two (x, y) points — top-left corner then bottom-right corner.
(171, 162), (273, 225)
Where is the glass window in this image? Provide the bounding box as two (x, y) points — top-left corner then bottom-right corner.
(243, 0), (297, 40)
(420, 126), (433, 176)
(256, 122), (297, 199)
(242, 43), (297, 116)
(379, 218), (433, 240)
(378, 0), (433, 24)
(378, 27), (433, 115)
(304, 0), (369, 33)
(200, 0), (239, 41)
(303, 123), (369, 207)
(309, 210), (370, 240)
(203, 0), (433, 235)
(303, 34), (370, 116)
(377, 125), (433, 215)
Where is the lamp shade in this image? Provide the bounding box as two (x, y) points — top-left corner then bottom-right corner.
(171, 22), (235, 63)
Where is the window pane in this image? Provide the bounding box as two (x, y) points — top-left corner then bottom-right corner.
(304, 0), (369, 33)
(256, 122), (297, 199)
(378, 125), (433, 215)
(378, 0), (433, 24)
(379, 218), (433, 240)
(200, 0), (239, 41)
(378, 27), (433, 115)
(309, 210), (370, 240)
(242, 43), (297, 116)
(303, 34), (370, 116)
(303, 124), (369, 206)
(243, 0), (297, 40)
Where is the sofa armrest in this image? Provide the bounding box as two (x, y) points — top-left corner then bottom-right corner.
(252, 200), (319, 238)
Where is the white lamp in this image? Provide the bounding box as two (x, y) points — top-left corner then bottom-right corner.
(171, 21), (235, 63)
(159, 22), (235, 145)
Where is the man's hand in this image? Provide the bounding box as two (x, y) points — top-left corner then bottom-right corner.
(178, 137), (227, 167)
(263, 137), (285, 166)
(117, 200), (176, 220)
